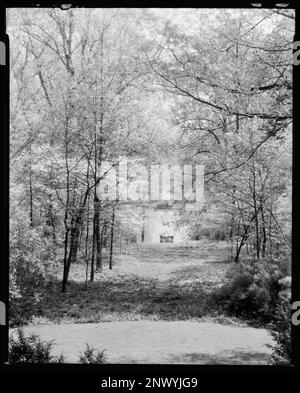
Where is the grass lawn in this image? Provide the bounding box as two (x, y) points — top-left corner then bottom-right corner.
(18, 321), (273, 364)
(30, 240), (236, 325)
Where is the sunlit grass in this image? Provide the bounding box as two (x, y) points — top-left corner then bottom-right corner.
(29, 241), (233, 324)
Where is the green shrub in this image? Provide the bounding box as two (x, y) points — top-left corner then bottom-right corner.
(214, 258), (287, 322)
(190, 226), (227, 241)
(9, 328), (65, 363)
(270, 279), (291, 364)
(9, 330), (109, 364)
(78, 344), (107, 364)
(9, 214), (57, 326)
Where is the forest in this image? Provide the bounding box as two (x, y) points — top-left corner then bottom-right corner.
(8, 8), (293, 364)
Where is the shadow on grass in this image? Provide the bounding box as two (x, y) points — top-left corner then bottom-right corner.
(33, 274), (215, 324)
(168, 350), (271, 365)
(27, 242), (232, 325)
(134, 242), (229, 264)
(170, 262), (229, 287)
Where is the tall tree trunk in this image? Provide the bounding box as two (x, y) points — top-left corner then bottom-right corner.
(29, 156), (33, 227)
(27, 128), (34, 227)
(62, 112), (70, 292)
(269, 205), (273, 259)
(252, 165), (260, 259)
(95, 18), (105, 271)
(229, 186), (236, 261)
(109, 205), (115, 270)
(63, 206), (84, 290)
(85, 194), (90, 290)
(90, 210), (96, 282)
(62, 229), (70, 293)
(90, 15), (105, 277)
(236, 215), (241, 257)
(260, 202), (267, 259)
(95, 201), (102, 271)
(90, 109), (98, 282)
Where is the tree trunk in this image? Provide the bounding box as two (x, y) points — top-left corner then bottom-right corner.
(229, 186), (236, 261)
(95, 201), (102, 271)
(251, 166), (260, 259)
(85, 195), (90, 290)
(28, 132), (33, 227)
(62, 206), (84, 291)
(234, 210), (259, 262)
(62, 229), (70, 293)
(109, 205), (115, 270)
(260, 203), (267, 258)
(90, 211), (96, 282)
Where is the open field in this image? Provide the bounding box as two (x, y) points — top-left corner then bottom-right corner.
(17, 321), (273, 364)
(30, 241), (233, 324)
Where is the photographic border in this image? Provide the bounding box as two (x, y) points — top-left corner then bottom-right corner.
(1, 0), (299, 387)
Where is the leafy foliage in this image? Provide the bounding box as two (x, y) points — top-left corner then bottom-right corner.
(9, 328), (65, 363)
(9, 213), (57, 326)
(214, 256), (290, 322)
(270, 280), (291, 364)
(78, 344), (107, 364)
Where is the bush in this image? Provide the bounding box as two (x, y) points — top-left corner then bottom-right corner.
(9, 330), (108, 364)
(189, 226), (227, 241)
(9, 328), (65, 363)
(270, 278), (291, 364)
(78, 344), (107, 364)
(214, 258), (288, 322)
(9, 214), (57, 326)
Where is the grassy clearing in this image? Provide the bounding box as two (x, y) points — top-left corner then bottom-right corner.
(18, 321), (273, 364)
(28, 241), (234, 325)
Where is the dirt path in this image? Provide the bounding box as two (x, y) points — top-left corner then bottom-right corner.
(96, 240), (229, 282)
(18, 321), (273, 364)
(68, 240), (229, 282)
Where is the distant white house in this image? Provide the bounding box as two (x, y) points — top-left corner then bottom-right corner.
(137, 202), (188, 244)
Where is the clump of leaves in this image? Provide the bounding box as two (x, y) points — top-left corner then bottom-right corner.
(214, 258), (287, 322)
(9, 214), (57, 326)
(9, 328), (65, 363)
(78, 344), (107, 364)
(270, 282), (291, 365)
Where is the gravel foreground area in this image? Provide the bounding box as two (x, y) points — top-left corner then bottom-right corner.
(14, 320), (274, 364)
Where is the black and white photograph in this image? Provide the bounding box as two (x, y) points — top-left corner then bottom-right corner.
(5, 5), (294, 367)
